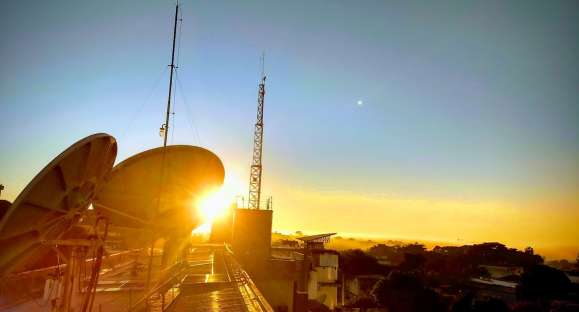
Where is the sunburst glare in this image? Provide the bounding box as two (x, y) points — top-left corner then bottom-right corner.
(197, 187), (231, 223)
(192, 170), (245, 234)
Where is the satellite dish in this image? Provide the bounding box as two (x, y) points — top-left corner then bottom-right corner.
(93, 145), (224, 235)
(0, 134), (117, 276)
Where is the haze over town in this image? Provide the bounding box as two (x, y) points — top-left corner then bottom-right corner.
(1, 1), (578, 261)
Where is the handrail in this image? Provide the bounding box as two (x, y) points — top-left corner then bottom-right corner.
(127, 261), (186, 312)
(223, 252), (274, 312)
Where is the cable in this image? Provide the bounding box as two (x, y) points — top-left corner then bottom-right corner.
(119, 66), (169, 142)
(176, 6), (183, 68)
(175, 72), (201, 144)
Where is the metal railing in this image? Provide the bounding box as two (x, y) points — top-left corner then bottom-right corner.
(223, 245), (274, 312)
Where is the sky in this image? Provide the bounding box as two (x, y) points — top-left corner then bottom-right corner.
(1, 0), (578, 259)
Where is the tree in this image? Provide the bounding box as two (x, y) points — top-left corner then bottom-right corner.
(452, 293), (509, 312)
(472, 298), (509, 312)
(524, 247), (534, 255)
(340, 249), (385, 276)
(398, 243), (427, 255)
(400, 253), (426, 272)
(451, 293), (475, 312)
(516, 264), (571, 302)
(349, 297), (377, 312)
(465, 242), (542, 267)
(368, 244), (397, 258)
(374, 271), (447, 312)
(511, 302), (542, 312)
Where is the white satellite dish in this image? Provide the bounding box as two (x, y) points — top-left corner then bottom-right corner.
(0, 133), (117, 276)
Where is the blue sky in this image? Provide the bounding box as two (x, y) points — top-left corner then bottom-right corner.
(1, 0), (578, 257)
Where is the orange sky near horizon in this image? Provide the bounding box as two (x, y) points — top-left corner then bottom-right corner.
(2, 152), (577, 261)
(231, 166), (579, 261)
(271, 194), (578, 260)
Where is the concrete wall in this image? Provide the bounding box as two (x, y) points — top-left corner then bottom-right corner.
(247, 259), (303, 312)
(255, 279), (294, 312)
(232, 209), (272, 262)
(319, 253), (338, 267)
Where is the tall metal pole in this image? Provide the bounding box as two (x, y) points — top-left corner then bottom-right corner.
(163, 2), (179, 147)
(146, 2), (179, 293)
(248, 55), (266, 210)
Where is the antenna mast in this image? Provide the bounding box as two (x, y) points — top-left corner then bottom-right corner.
(162, 2), (179, 147)
(147, 2), (179, 291)
(248, 55), (266, 209)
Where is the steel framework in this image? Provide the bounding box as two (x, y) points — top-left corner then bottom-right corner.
(248, 66), (266, 210)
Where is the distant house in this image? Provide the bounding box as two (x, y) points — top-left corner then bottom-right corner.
(297, 233), (340, 310)
(480, 265), (523, 279)
(375, 256), (394, 266)
(469, 277), (517, 303)
(566, 273), (579, 285)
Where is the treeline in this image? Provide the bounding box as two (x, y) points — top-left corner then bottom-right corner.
(338, 242), (576, 312)
(368, 242), (543, 268)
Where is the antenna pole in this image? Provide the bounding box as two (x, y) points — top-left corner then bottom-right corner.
(146, 2), (179, 292)
(248, 54), (266, 209)
(163, 2), (179, 147)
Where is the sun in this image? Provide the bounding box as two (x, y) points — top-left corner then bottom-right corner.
(192, 170), (246, 234)
(197, 187), (230, 223)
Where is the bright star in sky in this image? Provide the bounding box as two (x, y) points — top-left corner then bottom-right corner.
(357, 100), (363, 106)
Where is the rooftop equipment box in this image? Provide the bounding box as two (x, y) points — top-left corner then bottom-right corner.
(232, 208), (272, 262)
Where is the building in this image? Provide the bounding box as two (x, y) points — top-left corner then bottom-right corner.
(298, 233), (340, 310)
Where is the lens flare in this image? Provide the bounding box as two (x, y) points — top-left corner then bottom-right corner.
(197, 187), (231, 224)
(192, 170), (246, 234)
